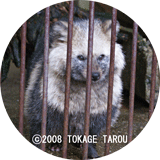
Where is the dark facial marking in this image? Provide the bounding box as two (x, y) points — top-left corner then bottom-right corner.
(98, 54), (105, 61)
(77, 55), (86, 61)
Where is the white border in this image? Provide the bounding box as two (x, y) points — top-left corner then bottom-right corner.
(0, 0), (160, 160)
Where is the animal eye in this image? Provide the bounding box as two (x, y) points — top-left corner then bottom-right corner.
(77, 55), (86, 61)
(98, 54), (105, 61)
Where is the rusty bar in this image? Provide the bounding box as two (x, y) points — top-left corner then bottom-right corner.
(41, 7), (50, 151)
(104, 8), (117, 155)
(128, 22), (138, 143)
(19, 22), (27, 135)
(62, 1), (74, 158)
(149, 49), (157, 119)
(82, 2), (95, 160)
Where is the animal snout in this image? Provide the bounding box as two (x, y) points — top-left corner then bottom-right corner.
(92, 72), (100, 81)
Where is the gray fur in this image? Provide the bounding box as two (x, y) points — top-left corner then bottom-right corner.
(24, 18), (125, 158)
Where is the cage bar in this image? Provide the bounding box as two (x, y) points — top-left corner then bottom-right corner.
(104, 8), (117, 155)
(149, 49), (157, 119)
(16, 1), (159, 159)
(62, 1), (74, 158)
(128, 22), (138, 143)
(41, 7), (50, 151)
(82, 1), (95, 160)
(19, 22), (27, 135)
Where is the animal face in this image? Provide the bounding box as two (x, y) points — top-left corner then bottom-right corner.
(71, 53), (110, 82)
(49, 19), (125, 83)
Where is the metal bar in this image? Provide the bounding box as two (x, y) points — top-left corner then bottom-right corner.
(149, 49), (157, 119)
(41, 7), (50, 151)
(82, 2), (95, 160)
(128, 22), (138, 143)
(62, 1), (74, 158)
(19, 22), (27, 135)
(104, 8), (117, 155)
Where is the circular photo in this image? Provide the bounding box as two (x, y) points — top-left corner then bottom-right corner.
(1, 1), (159, 159)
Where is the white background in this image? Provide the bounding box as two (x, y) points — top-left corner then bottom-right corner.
(0, 0), (160, 160)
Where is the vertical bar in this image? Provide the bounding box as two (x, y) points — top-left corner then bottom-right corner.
(149, 49), (157, 119)
(62, 1), (74, 158)
(41, 7), (50, 151)
(104, 8), (117, 155)
(128, 22), (138, 143)
(19, 22), (27, 134)
(82, 2), (95, 160)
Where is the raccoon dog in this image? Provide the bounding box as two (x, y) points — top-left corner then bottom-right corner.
(24, 18), (125, 158)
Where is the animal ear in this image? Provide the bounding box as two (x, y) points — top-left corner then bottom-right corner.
(54, 21), (68, 31)
(102, 19), (120, 39)
(50, 21), (68, 43)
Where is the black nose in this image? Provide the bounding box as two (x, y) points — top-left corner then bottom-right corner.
(92, 72), (100, 81)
